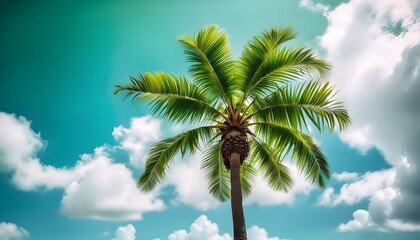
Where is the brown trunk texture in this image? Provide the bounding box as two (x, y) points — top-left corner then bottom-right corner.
(230, 152), (247, 240)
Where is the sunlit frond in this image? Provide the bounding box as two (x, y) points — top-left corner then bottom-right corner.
(237, 27), (297, 92)
(114, 72), (228, 124)
(240, 160), (256, 197)
(202, 143), (256, 201)
(242, 47), (330, 100)
(249, 81), (351, 132)
(139, 126), (215, 191)
(253, 122), (330, 187)
(201, 143), (231, 201)
(178, 25), (236, 111)
(249, 136), (292, 191)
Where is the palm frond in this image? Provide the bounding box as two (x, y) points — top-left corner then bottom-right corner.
(243, 47), (330, 100)
(250, 136), (292, 191)
(201, 143), (230, 201)
(178, 25), (236, 112)
(139, 126), (215, 191)
(248, 81), (351, 132)
(114, 72), (229, 124)
(237, 26), (296, 92)
(201, 143), (256, 201)
(240, 160), (256, 197)
(252, 122), (330, 187)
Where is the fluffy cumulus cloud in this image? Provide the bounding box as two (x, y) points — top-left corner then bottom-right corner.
(0, 222), (29, 240)
(113, 116), (162, 167)
(165, 154), (221, 211)
(318, 169), (395, 206)
(306, 0), (420, 232)
(0, 112), (164, 221)
(247, 225), (281, 240)
(167, 215), (283, 240)
(60, 147), (164, 220)
(245, 166), (314, 206)
(332, 171), (359, 182)
(112, 224), (136, 240)
(165, 154), (315, 210)
(299, 0), (329, 16)
(123, 128), (317, 210)
(113, 117), (222, 212)
(0, 112), (77, 191)
(168, 215), (230, 240)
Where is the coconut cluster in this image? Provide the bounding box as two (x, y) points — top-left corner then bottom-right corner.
(221, 131), (250, 169)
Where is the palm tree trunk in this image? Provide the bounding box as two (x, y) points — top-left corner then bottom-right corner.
(230, 152), (247, 240)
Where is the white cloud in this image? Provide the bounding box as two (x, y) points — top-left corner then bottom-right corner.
(167, 215), (284, 240)
(339, 192), (420, 232)
(0, 112), (165, 221)
(321, 169), (420, 232)
(168, 215), (230, 240)
(313, 0), (420, 231)
(338, 209), (376, 232)
(319, 0), (420, 165)
(112, 224), (136, 240)
(332, 171), (359, 182)
(339, 187), (420, 232)
(339, 125), (375, 154)
(247, 225), (281, 240)
(299, 0), (330, 16)
(316, 187), (334, 207)
(165, 153), (315, 210)
(0, 222), (29, 240)
(317, 169), (395, 206)
(113, 116), (162, 167)
(60, 147), (165, 221)
(109, 115), (316, 210)
(245, 166), (314, 206)
(166, 154), (221, 211)
(112, 118), (220, 211)
(0, 112), (77, 191)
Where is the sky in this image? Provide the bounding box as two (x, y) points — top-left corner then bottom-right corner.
(0, 0), (419, 239)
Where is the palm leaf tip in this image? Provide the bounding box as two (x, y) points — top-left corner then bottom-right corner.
(250, 137), (293, 192)
(138, 126), (214, 191)
(254, 123), (330, 189)
(177, 24), (236, 106)
(113, 72), (227, 124)
(201, 143), (231, 202)
(251, 81), (351, 133)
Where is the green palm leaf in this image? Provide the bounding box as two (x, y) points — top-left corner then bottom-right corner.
(248, 81), (351, 132)
(250, 136), (292, 191)
(252, 122), (330, 187)
(201, 143), (231, 201)
(139, 126), (215, 191)
(237, 26), (296, 93)
(202, 143), (256, 201)
(114, 72), (229, 124)
(239, 160), (256, 197)
(243, 47), (330, 100)
(178, 25), (236, 112)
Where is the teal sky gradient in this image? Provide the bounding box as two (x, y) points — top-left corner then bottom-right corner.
(1, 1), (419, 240)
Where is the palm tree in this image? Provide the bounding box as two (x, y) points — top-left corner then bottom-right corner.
(114, 25), (350, 240)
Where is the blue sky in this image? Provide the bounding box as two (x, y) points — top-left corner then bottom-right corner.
(1, 0), (419, 239)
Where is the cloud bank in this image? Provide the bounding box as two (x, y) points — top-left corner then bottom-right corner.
(112, 224), (136, 240)
(113, 116), (162, 167)
(167, 215), (285, 240)
(0, 113), (164, 221)
(1, 110), (318, 223)
(0, 222), (29, 240)
(307, 0), (420, 232)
